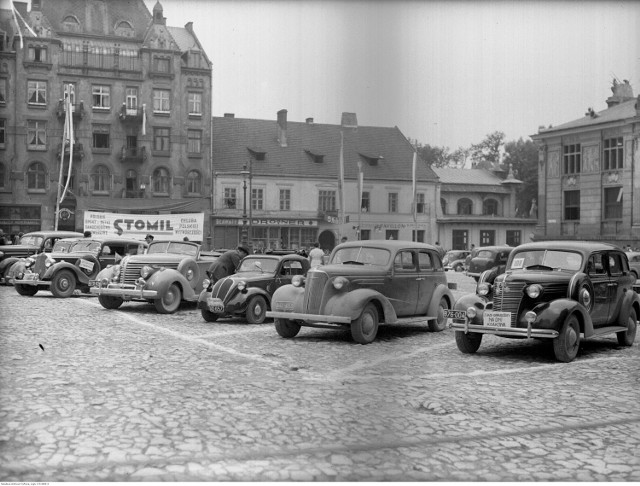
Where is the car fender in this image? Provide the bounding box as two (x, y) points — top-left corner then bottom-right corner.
(452, 293), (489, 324)
(42, 261), (86, 284)
(426, 284), (455, 317)
(323, 288), (397, 323)
(146, 268), (198, 301)
(530, 298), (594, 336)
(0, 256), (20, 273)
(615, 290), (640, 329)
(176, 258), (201, 289)
(238, 287), (271, 303)
(270, 284), (306, 312)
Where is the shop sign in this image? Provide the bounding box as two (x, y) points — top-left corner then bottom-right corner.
(84, 211), (204, 240)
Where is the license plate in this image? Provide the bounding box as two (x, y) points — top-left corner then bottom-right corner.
(275, 301), (293, 311)
(483, 311), (511, 327)
(207, 297), (225, 313)
(444, 309), (467, 320)
(25, 274), (38, 281)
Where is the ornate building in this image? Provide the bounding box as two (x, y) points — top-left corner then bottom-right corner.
(0, 1), (212, 242)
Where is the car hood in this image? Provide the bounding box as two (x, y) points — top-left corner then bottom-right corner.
(230, 271), (277, 281)
(497, 270), (574, 285)
(124, 253), (190, 265)
(0, 244), (39, 254)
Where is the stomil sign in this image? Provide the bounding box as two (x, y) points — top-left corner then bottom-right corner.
(84, 211), (204, 241)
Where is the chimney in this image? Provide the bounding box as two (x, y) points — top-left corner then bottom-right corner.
(223, 113), (235, 118)
(277, 109), (288, 147)
(341, 112), (358, 129)
(306, 117), (314, 125)
(185, 21), (193, 33)
(606, 79), (635, 108)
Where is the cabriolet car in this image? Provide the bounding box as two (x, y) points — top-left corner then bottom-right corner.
(12, 236), (146, 297)
(198, 252), (310, 324)
(266, 240), (455, 344)
(90, 240), (220, 313)
(447, 241), (639, 362)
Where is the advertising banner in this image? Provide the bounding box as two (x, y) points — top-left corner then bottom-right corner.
(84, 211), (204, 241)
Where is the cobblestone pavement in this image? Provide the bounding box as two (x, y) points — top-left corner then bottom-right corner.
(1, 272), (639, 481)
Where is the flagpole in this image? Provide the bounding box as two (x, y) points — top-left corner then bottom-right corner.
(59, 86), (74, 204)
(54, 93), (69, 230)
(338, 131), (345, 241)
(412, 151), (417, 241)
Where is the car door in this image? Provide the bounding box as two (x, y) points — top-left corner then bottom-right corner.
(586, 252), (610, 326)
(605, 251), (627, 325)
(386, 249), (420, 317)
(415, 250), (438, 315)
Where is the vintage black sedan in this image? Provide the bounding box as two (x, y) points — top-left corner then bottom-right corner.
(447, 241), (639, 362)
(198, 252), (310, 324)
(266, 240), (455, 344)
(465, 245), (512, 281)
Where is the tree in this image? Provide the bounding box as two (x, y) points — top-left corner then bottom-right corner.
(469, 131), (505, 170)
(503, 138), (538, 217)
(410, 140), (455, 168)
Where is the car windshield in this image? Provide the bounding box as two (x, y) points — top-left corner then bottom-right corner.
(147, 241), (198, 257)
(331, 247), (390, 266)
(53, 240), (76, 253)
(509, 250), (583, 272)
(19, 235), (43, 246)
(69, 240), (102, 253)
(237, 258), (279, 273)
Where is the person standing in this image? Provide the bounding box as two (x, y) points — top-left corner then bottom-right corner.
(308, 242), (324, 268)
(207, 245), (250, 283)
(145, 234), (154, 245)
(434, 241), (445, 259)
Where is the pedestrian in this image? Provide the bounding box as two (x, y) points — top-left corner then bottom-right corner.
(145, 234), (154, 244)
(340, 236), (348, 244)
(83, 230), (92, 238)
(183, 236), (189, 241)
(206, 245), (250, 283)
(435, 241), (445, 258)
(0, 229), (6, 246)
(15, 232), (23, 244)
(308, 242), (324, 268)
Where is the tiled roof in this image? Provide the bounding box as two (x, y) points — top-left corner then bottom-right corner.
(432, 168), (504, 186)
(212, 116), (439, 183)
(167, 26), (196, 51)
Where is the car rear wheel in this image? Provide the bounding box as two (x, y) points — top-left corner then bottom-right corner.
(455, 330), (482, 353)
(553, 314), (581, 362)
(428, 297), (449, 332)
(617, 308), (637, 346)
(15, 284), (38, 296)
(246, 295), (268, 324)
(98, 295), (123, 310)
(51, 270), (76, 298)
(275, 318), (301, 338)
(351, 303), (379, 344)
(154, 283), (182, 314)
(201, 309), (219, 322)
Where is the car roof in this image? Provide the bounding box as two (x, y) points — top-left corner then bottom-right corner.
(475, 245), (513, 251)
(245, 253), (308, 262)
(336, 240), (438, 251)
(513, 241), (622, 253)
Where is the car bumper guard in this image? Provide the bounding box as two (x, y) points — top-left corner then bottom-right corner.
(89, 283), (158, 300)
(448, 320), (559, 338)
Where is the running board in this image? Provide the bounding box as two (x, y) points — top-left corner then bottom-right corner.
(588, 325), (627, 337)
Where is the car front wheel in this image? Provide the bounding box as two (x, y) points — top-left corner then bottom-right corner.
(429, 297), (449, 332)
(98, 295), (123, 310)
(351, 303), (379, 344)
(201, 309), (219, 322)
(617, 308), (637, 346)
(51, 270), (76, 298)
(275, 318), (301, 338)
(154, 283), (182, 314)
(246, 295), (268, 324)
(15, 284), (38, 296)
(455, 330), (482, 353)
(553, 314), (581, 362)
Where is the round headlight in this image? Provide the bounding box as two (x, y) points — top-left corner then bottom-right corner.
(292, 275), (305, 287)
(17, 272), (24, 280)
(477, 283), (491, 296)
(237, 281), (247, 291)
(525, 311), (537, 324)
(140, 265), (152, 278)
(100, 278), (109, 287)
(202, 278), (211, 288)
(466, 307), (477, 319)
(333, 276), (348, 290)
(526, 284), (543, 298)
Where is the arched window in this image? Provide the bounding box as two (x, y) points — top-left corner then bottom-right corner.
(186, 170), (201, 195)
(457, 198), (472, 215)
(27, 162), (47, 190)
(92, 165), (111, 192)
(483, 198), (499, 216)
(62, 15), (80, 33)
(440, 198), (447, 215)
(153, 167), (170, 194)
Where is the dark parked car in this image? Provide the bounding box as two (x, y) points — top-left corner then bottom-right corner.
(0, 230), (83, 284)
(266, 240), (455, 344)
(90, 240), (220, 313)
(627, 251), (640, 280)
(447, 241), (639, 362)
(12, 236), (146, 297)
(198, 252), (311, 324)
(466, 245), (512, 281)
(442, 250), (470, 272)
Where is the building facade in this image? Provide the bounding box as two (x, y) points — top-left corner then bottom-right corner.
(531, 80), (640, 245)
(211, 111), (439, 252)
(0, 1), (212, 242)
(433, 167), (536, 251)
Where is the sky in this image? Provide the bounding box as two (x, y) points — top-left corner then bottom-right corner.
(147, 0), (640, 149)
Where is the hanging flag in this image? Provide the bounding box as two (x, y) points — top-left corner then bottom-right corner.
(59, 84), (74, 204)
(10, 1), (23, 48)
(142, 103), (146, 135)
(338, 131), (345, 224)
(412, 151), (418, 223)
(357, 160), (364, 212)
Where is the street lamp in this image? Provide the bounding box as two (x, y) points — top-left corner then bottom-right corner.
(240, 164), (250, 245)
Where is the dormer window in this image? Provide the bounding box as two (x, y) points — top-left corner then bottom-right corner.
(115, 21), (134, 38)
(359, 153), (383, 166)
(29, 45), (47, 62)
(247, 147), (266, 161)
(62, 15), (80, 33)
(305, 150), (324, 164)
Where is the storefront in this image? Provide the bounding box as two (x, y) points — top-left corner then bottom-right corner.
(0, 205), (43, 235)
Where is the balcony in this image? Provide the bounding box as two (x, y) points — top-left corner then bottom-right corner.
(56, 100), (84, 120)
(119, 105), (143, 123)
(120, 146), (146, 163)
(56, 142), (84, 161)
(123, 189), (146, 198)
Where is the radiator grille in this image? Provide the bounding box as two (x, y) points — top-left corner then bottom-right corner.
(304, 271), (328, 314)
(213, 278), (234, 300)
(32, 253), (48, 277)
(121, 262), (179, 284)
(493, 281), (525, 327)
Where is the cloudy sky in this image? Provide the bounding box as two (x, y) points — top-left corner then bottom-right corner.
(149, 0), (640, 149)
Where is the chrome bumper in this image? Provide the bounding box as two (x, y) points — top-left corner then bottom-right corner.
(89, 284), (158, 300)
(13, 278), (49, 287)
(448, 320), (559, 338)
(266, 310), (351, 324)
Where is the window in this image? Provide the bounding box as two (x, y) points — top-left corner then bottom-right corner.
(388, 192), (398, 213)
(441, 198), (447, 215)
(153, 89), (170, 112)
(63, 83), (76, 105)
(28, 81), (47, 105)
(318, 190), (336, 212)
(92, 85), (110, 109)
(224, 188), (236, 209)
(27, 162), (47, 190)
(28, 45), (47, 62)
(418, 251), (433, 270)
(603, 137), (623, 171)
(279, 189), (291, 210)
(187, 130), (202, 154)
(360, 229), (371, 240)
(563, 143), (581, 174)
(153, 56), (170, 73)
(153, 168), (170, 194)
(0, 79), (6, 104)
(452, 230), (468, 250)
(62, 170), (75, 190)
(483, 198), (498, 216)
(564, 190), (580, 220)
(62, 15), (80, 33)
(361, 191), (370, 212)
(92, 125), (110, 150)
(386, 230), (398, 240)
(27, 120), (47, 149)
(412, 230), (425, 242)
(506, 230), (521, 247)
(125, 170), (138, 195)
(153, 128), (170, 152)
(0, 163), (5, 189)
(91, 165), (111, 192)
(251, 188), (264, 210)
(457, 198), (472, 215)
(0, 119), (5, 148)
(480, 230), (495, 246)
(126, 87), (138, 110)
(608, 252), (624, 277)
(188, 92), (202, 115)
(416, 193), (425, 213)
(604, 187), (623, 219)
(186, 170), (201, 194)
